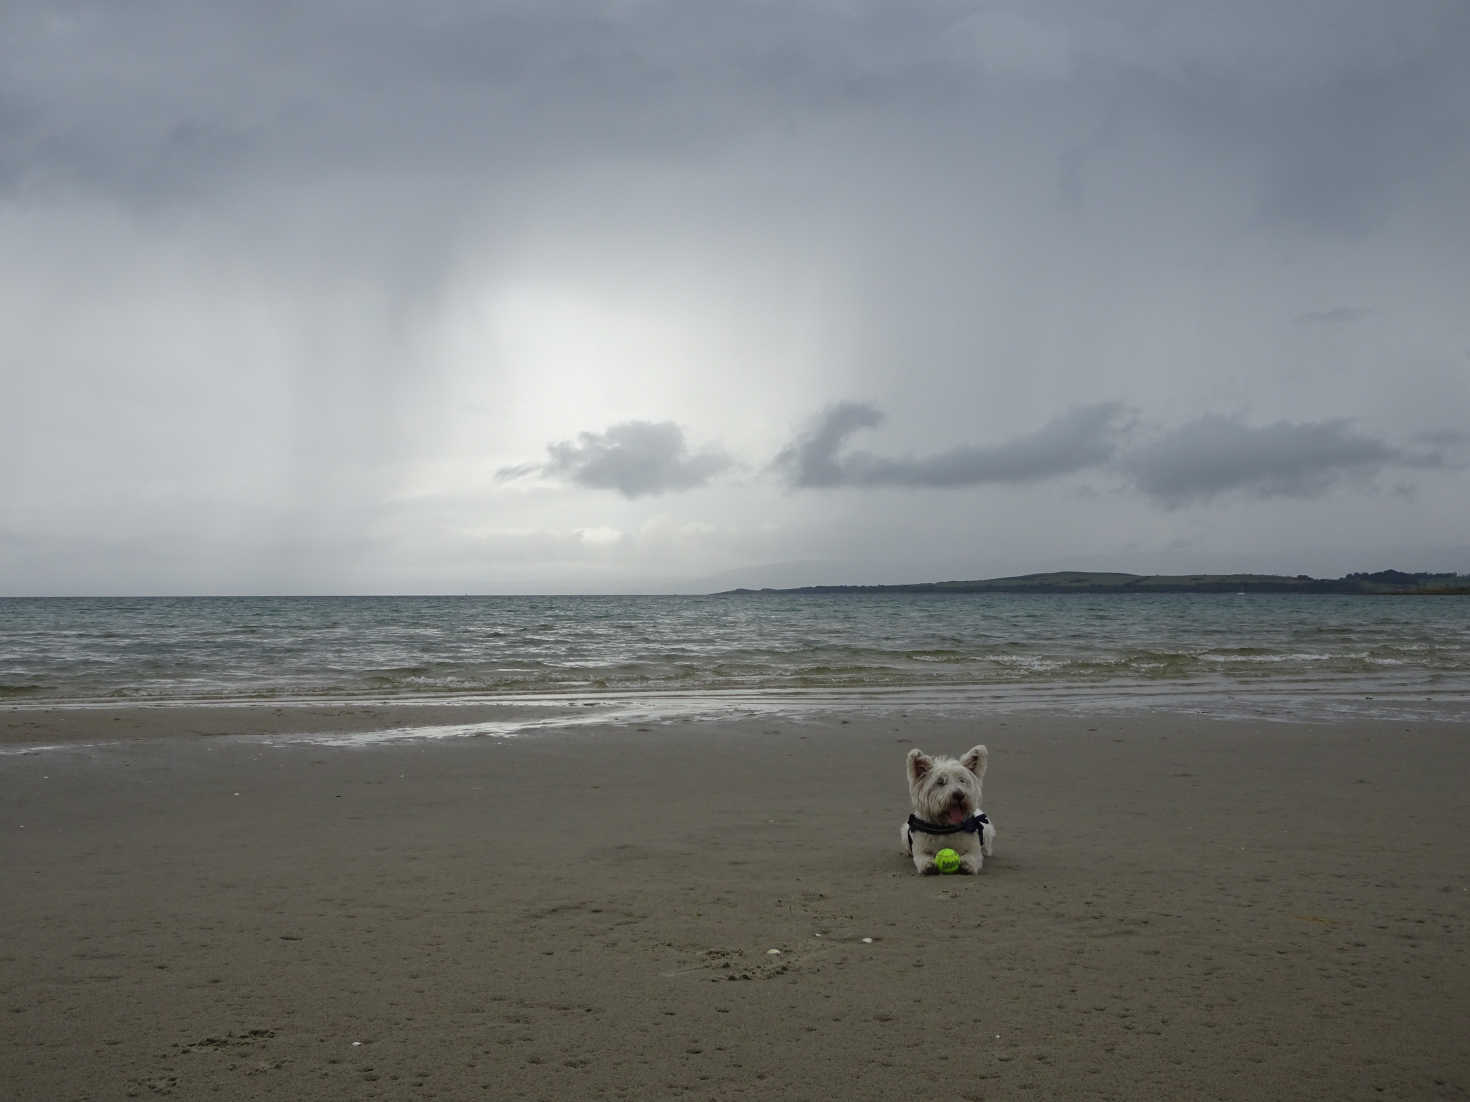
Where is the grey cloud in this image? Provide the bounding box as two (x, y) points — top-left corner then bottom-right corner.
(775, 402), (1128, 489)
(501, 421), (732, 498)
(771, 402), (885, 488)
(1293, 307), (1369, 326)
(1415, 427), (1470, 449)
(0, 2), (946, 203)
(1250, 63), (1451, 235)
(1050, 4), (1470, 237)
(9, 0), (1464, 223)
(1123, 415), (1436, 506)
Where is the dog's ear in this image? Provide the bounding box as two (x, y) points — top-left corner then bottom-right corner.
(960, 744), (988, 779)
(906, 748), (933, 783)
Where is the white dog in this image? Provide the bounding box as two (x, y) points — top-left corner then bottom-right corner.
(900, 744), (996, 875)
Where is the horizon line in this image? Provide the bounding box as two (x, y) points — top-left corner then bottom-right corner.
(5, 566), (1466, 601)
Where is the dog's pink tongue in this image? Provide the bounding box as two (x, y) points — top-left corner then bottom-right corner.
(946, 807), (966, 825)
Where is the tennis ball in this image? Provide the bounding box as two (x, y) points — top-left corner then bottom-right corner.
(933, 848), (961, 874)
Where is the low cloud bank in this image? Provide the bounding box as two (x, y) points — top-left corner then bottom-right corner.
(506, 403), (1456, 506)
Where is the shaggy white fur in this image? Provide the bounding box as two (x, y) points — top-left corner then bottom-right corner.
(899, 744), (996, 875)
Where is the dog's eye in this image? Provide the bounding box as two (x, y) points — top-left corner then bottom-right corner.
(935, 777), (947, 787)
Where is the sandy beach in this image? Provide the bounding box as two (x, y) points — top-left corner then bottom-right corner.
(2, 705), (1467, 1101)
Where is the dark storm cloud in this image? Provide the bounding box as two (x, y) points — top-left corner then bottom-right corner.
(774, 402), (1128, 489)
(0, 0), (952, 203)
(499, 421), (732, 499)
(8, 0), (1465, 223)
(1122, 415), (1441, 507)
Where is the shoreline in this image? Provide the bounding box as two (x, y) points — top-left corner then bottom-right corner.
(0, 699), (597, 751)
(3, 707), (1468, 1099)
(5, 678), (1470, 752)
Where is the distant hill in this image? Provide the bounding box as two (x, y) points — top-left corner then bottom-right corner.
(716, 570), (1470, 596)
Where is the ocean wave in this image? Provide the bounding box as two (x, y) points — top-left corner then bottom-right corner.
(2, 593), (1465, 718)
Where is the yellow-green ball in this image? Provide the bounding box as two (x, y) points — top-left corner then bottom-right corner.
(933, 848), (961, 874)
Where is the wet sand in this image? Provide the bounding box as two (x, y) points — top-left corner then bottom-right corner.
(2, 706), (1467, 1100)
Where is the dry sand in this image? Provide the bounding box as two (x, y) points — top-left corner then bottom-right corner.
(2, 705), (1467, 1101)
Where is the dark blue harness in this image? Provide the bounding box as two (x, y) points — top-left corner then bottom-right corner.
(906, 811), (990, 853)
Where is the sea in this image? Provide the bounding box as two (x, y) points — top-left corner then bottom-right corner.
(2, 593), (1468, 732)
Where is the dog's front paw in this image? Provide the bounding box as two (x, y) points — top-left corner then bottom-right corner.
(913, 853), (940, 875)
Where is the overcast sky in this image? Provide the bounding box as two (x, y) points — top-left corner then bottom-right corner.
(4, 0), (1468, 594)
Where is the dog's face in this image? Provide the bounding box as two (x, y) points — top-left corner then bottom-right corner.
(906, 745), (987, 825)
